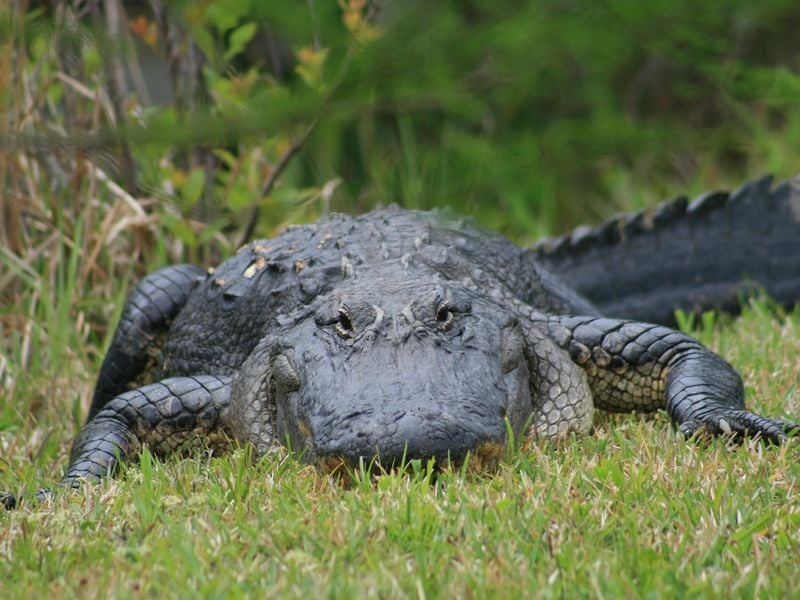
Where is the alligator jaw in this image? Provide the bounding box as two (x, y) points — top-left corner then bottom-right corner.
(313, 439), (507, 478)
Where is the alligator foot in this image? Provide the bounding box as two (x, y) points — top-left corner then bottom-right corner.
(0, 487), (60, 510)
(665, 347), (799, 444)
(2, 375), (234, 510)
(66, 375), (232, 488)
(1, 492), (16, 510)
(538, 314), (798, 444)
(673, 404), (799, 444)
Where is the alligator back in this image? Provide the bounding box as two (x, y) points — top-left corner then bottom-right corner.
(532, 175), (800, 325)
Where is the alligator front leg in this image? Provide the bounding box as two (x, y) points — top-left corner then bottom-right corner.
(89, 264), (205, 420)
(1, 375), (233, 509)
(67, 375), (232, 487)
(538, 315), (798, 443)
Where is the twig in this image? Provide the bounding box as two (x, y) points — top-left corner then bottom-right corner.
(237, 115), (319, 247)
(53, 2), (82, 129)
(237, 36), (362, 246)
(91, 164), (147, 217)
(0, 233), (58, 293)
(94, 0), (138, 193)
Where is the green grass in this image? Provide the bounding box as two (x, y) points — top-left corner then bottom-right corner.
(2, 299), (798, 598)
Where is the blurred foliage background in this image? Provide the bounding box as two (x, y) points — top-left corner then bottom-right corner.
(1, 0), (800, 412)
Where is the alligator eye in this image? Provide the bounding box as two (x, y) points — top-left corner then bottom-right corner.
(335, 306), (355, 338)
(435, 301), (454, 330)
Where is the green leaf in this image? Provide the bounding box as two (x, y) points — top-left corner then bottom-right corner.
(729, 512), (772, 552)
(161, 213), (197, 246)
(224, 22), (258, 62)
(206, 0), (252, 33)
(179, 168), (206, 209)
(191, 26), (218, 65)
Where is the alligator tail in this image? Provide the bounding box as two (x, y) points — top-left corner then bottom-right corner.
(531, 175), (800, 325)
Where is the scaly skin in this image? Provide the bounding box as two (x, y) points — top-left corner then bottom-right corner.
(533, 175), (800, 325)
(4, 176), (799, 508)
(89, 264), (206, 419)
(537, 315), (795, 443)
(66, 375), (232, 488)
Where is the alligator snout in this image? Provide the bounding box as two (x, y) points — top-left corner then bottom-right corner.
(310, 403), (509, 469)
(270, 335), (533, 470)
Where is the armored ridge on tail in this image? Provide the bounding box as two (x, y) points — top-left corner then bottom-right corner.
(3, 173), (799, 510)
(532, 175), (800, 325)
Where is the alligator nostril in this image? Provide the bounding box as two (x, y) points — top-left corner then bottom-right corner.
(271, 354), (300, 391)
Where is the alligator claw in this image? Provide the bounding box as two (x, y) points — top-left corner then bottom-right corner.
(1, 492), (17, 511)
(0, 487), (58, 511)
(677, 408), (798, 445)
(34, 487), (55, 503)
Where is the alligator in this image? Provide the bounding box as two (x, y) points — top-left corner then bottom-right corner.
(3, 174), (799, 509)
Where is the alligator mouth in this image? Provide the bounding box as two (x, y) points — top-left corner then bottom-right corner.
(313, 440), (507, 478)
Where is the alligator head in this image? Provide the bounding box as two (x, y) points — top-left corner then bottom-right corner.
(228, 265), (537, 470)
